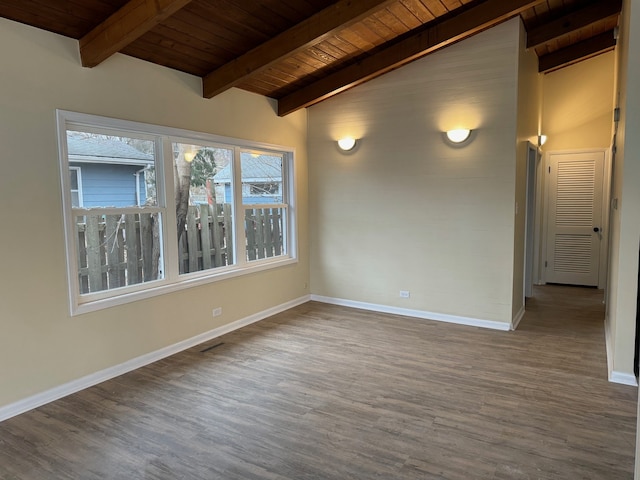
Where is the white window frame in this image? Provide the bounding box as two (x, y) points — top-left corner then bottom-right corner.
(134, 168), (147, 207)
(236, 149), (289, 263)
(69, 166), (84, 207)
(57, 110), (297, 316)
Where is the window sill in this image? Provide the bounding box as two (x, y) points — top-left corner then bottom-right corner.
(71, 256), (298, 316)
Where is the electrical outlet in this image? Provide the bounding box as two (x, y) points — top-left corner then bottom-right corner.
(400, 290), (410, 298)
(212, 307), (222, 317)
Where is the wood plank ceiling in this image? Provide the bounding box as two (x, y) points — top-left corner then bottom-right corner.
(0, 0), (621, 116)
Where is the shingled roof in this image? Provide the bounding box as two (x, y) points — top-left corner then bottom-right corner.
(214, 153), (282, 183)
(67, 133), (153, 166)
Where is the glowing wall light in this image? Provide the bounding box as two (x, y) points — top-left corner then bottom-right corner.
(337, 137), (357, 151)
(446, 128), (472, 144)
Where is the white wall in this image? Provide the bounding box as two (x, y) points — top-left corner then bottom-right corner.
(541, 52), (615, 153)
(609, 0), (640, 384)
(612, 1), (640, 478)
(514, 20), (543, 320)
(0, 19), (309, 409)
(308, 19), (522, 326)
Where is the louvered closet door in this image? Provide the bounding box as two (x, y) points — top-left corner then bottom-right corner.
(545, 151), (604, 286)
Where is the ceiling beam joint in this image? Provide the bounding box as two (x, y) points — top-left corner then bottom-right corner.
(527, 0), (622, 49)
(80, 0), (193, 68)
(538, 29), (616, 73)
(202, 0), (398, 99)
(277, 0), (547, 116)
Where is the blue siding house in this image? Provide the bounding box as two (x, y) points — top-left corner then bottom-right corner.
(67, 134), (154, 208)
(214, 153), (283, 204)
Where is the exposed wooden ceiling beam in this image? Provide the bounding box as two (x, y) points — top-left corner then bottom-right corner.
(79, 0), (193, 68)
(277, 0), (546, 116)
(538, 30), (616, 72)
(527, 0), (621, 49)
(202, 0), (398, 99)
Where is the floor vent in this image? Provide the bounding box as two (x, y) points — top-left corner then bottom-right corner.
(200, 342), (224, 353)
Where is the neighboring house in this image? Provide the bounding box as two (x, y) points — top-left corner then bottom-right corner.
(66, 134), (154, 207)
(213, 153), (283, 204)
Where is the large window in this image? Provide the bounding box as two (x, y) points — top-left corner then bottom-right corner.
(57, 111), (296, 314)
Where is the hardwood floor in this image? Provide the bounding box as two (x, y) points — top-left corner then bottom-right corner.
(0, 285), (637, 479)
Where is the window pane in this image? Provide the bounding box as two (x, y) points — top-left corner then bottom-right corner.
(172, 142), (235, 274)
(244, 207), (286, 261)
(67, 131), (156, 207)
(71, 192), (80, 208)
(70, 169), (79, 190)
(240, 152), (283, 204)
(75, 212), (164, 294)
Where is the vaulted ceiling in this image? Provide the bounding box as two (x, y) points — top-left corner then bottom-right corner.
(0, 0), (621, 116)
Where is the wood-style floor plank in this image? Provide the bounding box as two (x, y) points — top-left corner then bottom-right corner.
(0, 285), (636, 479)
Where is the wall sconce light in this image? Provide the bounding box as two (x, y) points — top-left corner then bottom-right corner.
(538, 134), (547, 147)
(337, 137), (357, 152)
(446, 129), (472, 143)
(443, 128), (473, 147)
(183, 151), (196, 163)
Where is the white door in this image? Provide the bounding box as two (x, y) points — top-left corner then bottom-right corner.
(545, 151), (604, 286)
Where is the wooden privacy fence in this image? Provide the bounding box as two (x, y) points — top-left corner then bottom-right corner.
(244, 207), (283, 261)
(179, 203), (234, 275)
(76, 204), (284, 294)
(76, 212), (159, 294)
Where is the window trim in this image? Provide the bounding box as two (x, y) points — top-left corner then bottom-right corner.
(68, 166), (84, 207)
(57, 110), (297, 316)
(135, 168), (148, 206)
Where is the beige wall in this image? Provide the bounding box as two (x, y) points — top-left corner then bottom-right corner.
(610, 0), (640, 385)
(0, 19), (309, 408)
(541, 52), (615, 152)
(514, 20), (543, 320)
(308, 19), (522, 326)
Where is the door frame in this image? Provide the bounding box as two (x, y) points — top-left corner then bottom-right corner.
(540, 148), (612, 289)
(524, 142), (540, 298)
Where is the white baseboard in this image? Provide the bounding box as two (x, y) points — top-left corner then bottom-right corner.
(604, 315), (638, 386)
(511, 305), (525, 331)
(0, 295), (311, 423)
(309, 295), (511, 331)
(609, 371), (638, 386)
